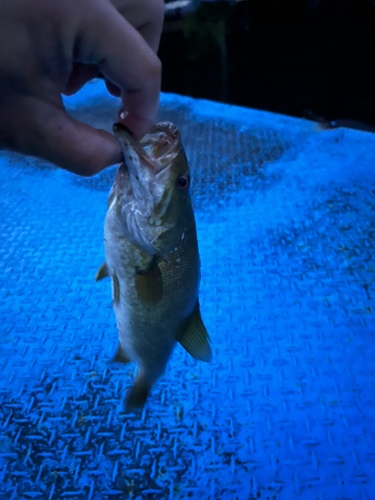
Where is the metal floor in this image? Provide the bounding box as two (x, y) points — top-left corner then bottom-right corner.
(0, 80), (374, 500)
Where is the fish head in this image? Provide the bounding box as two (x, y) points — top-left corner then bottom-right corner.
(110, 122), (192, 257)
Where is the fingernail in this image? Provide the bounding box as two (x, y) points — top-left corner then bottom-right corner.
(118, 107), (128, 120)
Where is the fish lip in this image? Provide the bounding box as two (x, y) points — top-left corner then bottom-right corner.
(140, 122), (181, 174)
(143, 122), (179, 144)
(113, 121), (180, 171)
(113, 123), (155, 173)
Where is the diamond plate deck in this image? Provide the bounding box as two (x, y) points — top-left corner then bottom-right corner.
(0, 80), (374, 500)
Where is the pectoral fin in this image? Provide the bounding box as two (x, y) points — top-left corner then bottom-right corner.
(95, 262), (109, 282)
(177, 301), (212, 362)
(111, 344), (131, 364)
(135, 258), (163, 305)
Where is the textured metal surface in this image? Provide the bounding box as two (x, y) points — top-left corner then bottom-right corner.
(0, 80), (374, 500)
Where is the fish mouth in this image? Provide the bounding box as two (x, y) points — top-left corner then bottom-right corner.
(113, 122), (181, 175)
(111, 122), (182, 255)
(139, 122), (181, 173)
(113, 121), (182, 203)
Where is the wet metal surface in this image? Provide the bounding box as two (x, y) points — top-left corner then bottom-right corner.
(0, 80), (374, 499)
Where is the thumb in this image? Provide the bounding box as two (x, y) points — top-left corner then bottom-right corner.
(7, 95), (122, 176)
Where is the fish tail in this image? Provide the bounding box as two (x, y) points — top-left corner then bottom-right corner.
(125, 376), (152, 412)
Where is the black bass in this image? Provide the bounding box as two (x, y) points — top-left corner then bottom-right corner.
(96, 122), (211, 411)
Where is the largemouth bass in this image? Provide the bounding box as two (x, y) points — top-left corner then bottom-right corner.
(96, 122), (212, 411)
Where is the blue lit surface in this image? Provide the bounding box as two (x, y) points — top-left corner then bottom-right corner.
(0, 80), (374, 500)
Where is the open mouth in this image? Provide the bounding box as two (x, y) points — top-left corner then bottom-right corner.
(113, 122), (181, 175)
(140, 122), (181, 172)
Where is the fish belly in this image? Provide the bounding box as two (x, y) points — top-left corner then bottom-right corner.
(105, 233), (196, 376)
(114, 291), (177, 379)
(104, 207), (200, 409)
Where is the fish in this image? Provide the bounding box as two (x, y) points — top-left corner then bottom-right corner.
(96, 121), (212, 411)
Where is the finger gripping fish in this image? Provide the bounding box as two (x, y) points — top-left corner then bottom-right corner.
(96, 122), (212, 411)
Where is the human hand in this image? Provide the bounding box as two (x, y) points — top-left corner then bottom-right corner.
(0, 0), (164, 175)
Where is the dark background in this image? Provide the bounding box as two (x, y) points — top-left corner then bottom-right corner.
(159, 0), (375, 127)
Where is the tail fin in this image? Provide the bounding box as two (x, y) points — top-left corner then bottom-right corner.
(125, 380), (151, 412)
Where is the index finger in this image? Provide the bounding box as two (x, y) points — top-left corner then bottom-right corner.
(82, 2), (162, 139)
(110, 0), (165, 52)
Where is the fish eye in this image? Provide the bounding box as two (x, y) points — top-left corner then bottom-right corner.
(177, 173), (190, 190)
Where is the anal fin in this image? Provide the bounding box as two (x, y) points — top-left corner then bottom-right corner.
(177, 301), (212, 362)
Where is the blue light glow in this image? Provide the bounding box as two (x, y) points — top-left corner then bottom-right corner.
(0, 79), (374, 499)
